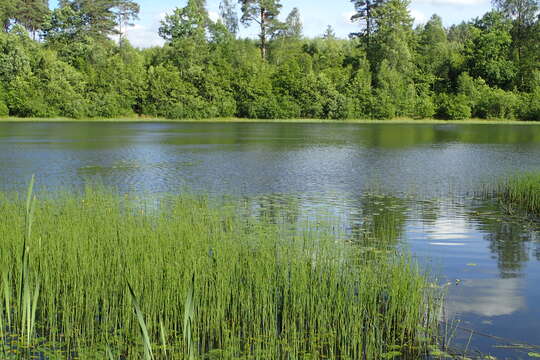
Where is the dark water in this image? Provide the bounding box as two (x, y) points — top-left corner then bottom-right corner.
(1, 122), (540, 359)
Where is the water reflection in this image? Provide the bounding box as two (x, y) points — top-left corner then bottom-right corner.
(447, 278), (525, 318)
(239, 192), (540, 355)
(2, 122), (540, 196)
(466, 200), (540, 279)
(348, 194), (408, 246)
(1, 122), (540, 357)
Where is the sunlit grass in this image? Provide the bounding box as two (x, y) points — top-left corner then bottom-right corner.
(494, 172), (540, 216)
(0, 186), (441, 359)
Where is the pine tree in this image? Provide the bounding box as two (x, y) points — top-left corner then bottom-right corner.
(323, 25), (336, 39)
(238, 0), (283, 59)
(19, 0), (49, 36)
(57, 0), (140, 40)
(350, 0), (385, 46)
(1, 0), (49, 36)
(114, 0), (139, 44)
(0, 0), (21, 31)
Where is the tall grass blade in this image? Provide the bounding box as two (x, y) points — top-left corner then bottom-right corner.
(29, 281), (40, 342)
(19, 176), (36, 346)
(26, 175), (35, 218)
(2, 272), (11, 328)
(127, 281), (155, 360)
(184, 273), (195, 360)
(106, 345), (115, 360)
(159, 317), (168, 359)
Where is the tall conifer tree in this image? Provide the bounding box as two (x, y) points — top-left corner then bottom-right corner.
(238, 0), (282, 59)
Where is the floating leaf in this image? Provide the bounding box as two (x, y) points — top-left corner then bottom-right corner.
(429, 346), (453, 358)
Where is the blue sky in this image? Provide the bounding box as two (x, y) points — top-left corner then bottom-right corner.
(50, 0), (493, 47)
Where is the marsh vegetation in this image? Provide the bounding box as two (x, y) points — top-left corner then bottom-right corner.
(0, 183), (441, 359)
(493, 172), (540, 216)
(0, 122), (539, 358)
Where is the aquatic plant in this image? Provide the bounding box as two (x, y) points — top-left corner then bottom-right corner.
(494, 172), (540, 216)
(0, 185), (440, 359)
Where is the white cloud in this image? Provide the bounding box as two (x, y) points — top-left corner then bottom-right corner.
(410, 9), (428, 25)
(446, 278), (525, 318)
(208, 11), (220, 23)
(426, 216), (472, 240)
(125, 24), (165, 48)
(342, 11), (356, 25)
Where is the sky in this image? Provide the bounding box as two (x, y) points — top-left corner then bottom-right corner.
(50, 0), (493, 48)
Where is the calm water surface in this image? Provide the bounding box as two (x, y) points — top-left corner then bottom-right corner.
(1, 122), (540, 359)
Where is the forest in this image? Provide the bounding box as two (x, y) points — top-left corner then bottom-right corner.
(0, 0), (539, 120)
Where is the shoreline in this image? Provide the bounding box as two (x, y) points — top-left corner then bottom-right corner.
(1, 116), (539, 125)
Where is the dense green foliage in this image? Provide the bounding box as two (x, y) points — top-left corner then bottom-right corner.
(0, 0), (539, 120)
(0, 187), (440, 359)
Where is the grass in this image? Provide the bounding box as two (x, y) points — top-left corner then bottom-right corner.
(492, 172), (540, 216)
(0, 116), (539, 125)
(0, 185), (442, 359)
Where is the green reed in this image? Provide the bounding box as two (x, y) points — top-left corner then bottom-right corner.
(0, 187), (440, 359)
(492, 172), (540, 216)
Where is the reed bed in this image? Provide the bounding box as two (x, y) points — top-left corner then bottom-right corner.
(492, 172), (540, 216)
(0, 186), (440, 359)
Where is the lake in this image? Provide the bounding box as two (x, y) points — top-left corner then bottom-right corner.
(1, 121), (539, 358)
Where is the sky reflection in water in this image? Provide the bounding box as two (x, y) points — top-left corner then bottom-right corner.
(1, 122), (540, 357)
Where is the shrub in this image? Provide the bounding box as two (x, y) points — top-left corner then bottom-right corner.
(0, 86), (8, 116)
(435, 93), (471, 120)
(5, 75), (53, 117)
(0, 101), (8, 116)
(375, 60), (416, 118)
(519, 89), (540, 121)
(87, 92), (133, 118)
(413, 95), (436, 119)
(166, 96), (209, 119)
(475, 87), (519, 119)
(143, 65), (214, 119)
(457, 72), (481, 104)
(275, 95), (301, 118)
(371, 90), (397, 119)
(214, 95), (237, 118)
(35, 51), (89, 118)
(0, 32), (32, 83)
(345, 63), (372, 119)
(295, 73), (324, 118)
(244, 95), (282, 119)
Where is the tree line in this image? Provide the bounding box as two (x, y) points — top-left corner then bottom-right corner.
(0, 0), (539, 120)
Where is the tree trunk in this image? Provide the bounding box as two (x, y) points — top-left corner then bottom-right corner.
(366, 0), (371, 48)
(260, 8), (266, 60)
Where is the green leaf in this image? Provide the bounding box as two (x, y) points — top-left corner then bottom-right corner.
(127, 281), (155, 360)
(381, 350), (402, 359)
